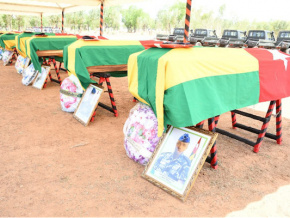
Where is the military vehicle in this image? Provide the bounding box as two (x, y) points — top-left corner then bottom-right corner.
(275, 30), (290, 54)
(218, 30), (247, 48)
(245, 30), (276, 49)
(156, 28), (187, 42)
(189, 29), (219, 46)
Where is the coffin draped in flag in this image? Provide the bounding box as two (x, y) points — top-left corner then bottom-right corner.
(0, 33), (19, 51)
(128, 47), (290, 136)
(16, 32), (56, 57)
(25, 35), (77, 74)
(63, 40), (148, 90)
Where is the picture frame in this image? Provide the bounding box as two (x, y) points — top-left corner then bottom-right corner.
(32, 65), (50, 89)
(73, 84), (104, 126)
(2, 50), (14, 66)
(142, 126), (218, 202)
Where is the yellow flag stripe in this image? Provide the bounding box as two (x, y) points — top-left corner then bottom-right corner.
(67, 39), (143, 78)
(156, 57), (167, 136)
(162, 47), (259, 90)
(127, 50), (148, 104)
(20, 37), (31, 57)
(4, 39), (15, 50)
(26, 38), (33, 59)
(16, 36), (30, 57)
(26, 36), (76, 59)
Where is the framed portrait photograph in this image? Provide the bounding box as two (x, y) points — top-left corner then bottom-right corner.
(32, 65), (50, 89)
(142, 126), (218, 202)
(73, 84), (104, 126)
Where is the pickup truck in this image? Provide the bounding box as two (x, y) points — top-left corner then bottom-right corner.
(156, 28), (186, 42)
(245, 30), (276, 49)
(217, 30), (247, 48)
(275, 30), (290, 54)
(189, 29), (219, 46)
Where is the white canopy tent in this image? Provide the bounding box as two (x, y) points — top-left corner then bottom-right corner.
(0, 0), (193, 41)
(0, 0), (143, 15)
(0, 0), (145, 34)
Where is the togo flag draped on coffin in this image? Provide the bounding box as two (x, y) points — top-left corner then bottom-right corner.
(0, 33), (19, 51)
(63, 40), (146, 90)
(128, 47), (290, 136)
(25, 36), (77, 74)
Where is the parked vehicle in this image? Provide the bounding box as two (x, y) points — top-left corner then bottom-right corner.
(189, 29), (219, 46)
(218, 30), (247, 48)
(245, 30), (276, 49)
(156, 28), (187, 42)
(275, 31), (290, 54)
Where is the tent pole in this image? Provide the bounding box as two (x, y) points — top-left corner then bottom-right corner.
(41, 13), (43, 32)
(183, 0), (192, 43)
(62, 9), (64, 33)
(100, 2), (104, 36)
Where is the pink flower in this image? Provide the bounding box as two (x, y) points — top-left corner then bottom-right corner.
(61, 80), (77, 93)
(63, 97), (77, 108)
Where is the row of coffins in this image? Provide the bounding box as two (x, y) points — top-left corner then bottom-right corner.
(2, 31), (290, 201)
(1, 34), (159, 166)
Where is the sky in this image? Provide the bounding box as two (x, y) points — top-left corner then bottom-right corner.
(123, 0), (290, 22)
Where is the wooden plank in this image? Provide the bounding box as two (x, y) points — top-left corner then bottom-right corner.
(87, 64), (127, 73)
(36, 50), (63, 57)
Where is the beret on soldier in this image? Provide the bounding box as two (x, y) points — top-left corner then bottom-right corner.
(179, 133), (190, 143)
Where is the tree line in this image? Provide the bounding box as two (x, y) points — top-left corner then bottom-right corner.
(1, 2), (290, 36)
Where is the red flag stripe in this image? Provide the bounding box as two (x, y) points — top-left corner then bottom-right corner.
(245, 49), (290, 102)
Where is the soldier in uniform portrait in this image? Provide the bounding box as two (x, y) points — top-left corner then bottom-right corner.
(151, 133), (191, 185)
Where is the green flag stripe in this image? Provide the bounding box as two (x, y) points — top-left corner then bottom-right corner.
(74, 48), (96, 89)
(26, 37), (77, 73)
(0, 33), (18, 49)
(74, 45), (144, 89)
(17, 32), (55, 52)
(163, 71), (260, 127)
(78, 45), (144, 66)
(63, 44), (69, 70)
(137, 48), (172, 115)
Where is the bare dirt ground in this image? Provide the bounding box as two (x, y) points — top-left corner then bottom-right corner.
(1, 63), (290, 217)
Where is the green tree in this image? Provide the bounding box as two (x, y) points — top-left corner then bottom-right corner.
(156, 9), (171, 33)
(137, 12), (152, 31)
(29, 16), (40, 28)
(271, 20), (289, 35)
(2, 14), (13, 30)
(85, 9), (100, 31)
(13, 15), (26, 31)
(48, 15), (60, 28)
(104, 6), (120, 30)
(156, 2), (185, 33)
(66, 12), (77, 32)
(0, 15), (5, 29)
(121, 6), (144, 32)
(75, 11), (85, 31)
(218, 4), (226, 17)
(169, 1), (186, 27)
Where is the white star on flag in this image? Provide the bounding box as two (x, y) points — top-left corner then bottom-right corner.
(268, 50), (290, 71)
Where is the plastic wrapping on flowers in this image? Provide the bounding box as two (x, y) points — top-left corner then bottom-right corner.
(22, 63), (38, 86)
(60, 74), (84, 113)
(0, 48), (3, 60)
(123, 102), (161, 165)
(15, 55), (30, 74)
(2, 50), (13, 66)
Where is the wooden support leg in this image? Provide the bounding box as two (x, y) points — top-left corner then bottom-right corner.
(214, 115), (220, 126)
(253, 101), (276, 153)
(275, 99), (282, 145)
(231, 111), (237, 129)
(52, 59), (62, 84)
(105, 77), (118, 117)
(196, 120), (205, 129)
(208, 117), (218, 169)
